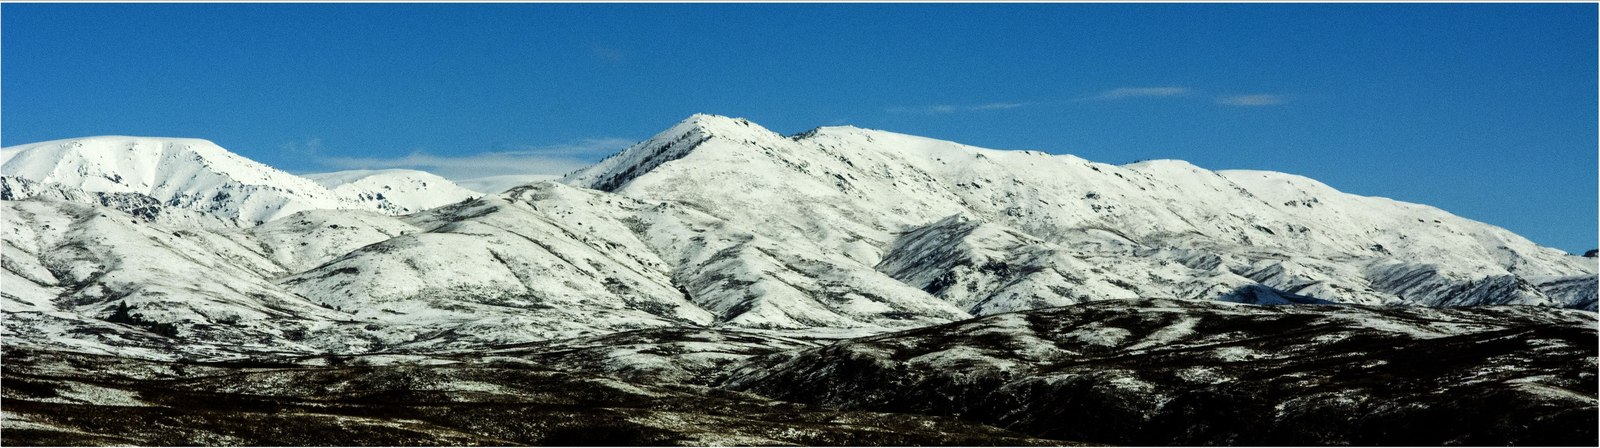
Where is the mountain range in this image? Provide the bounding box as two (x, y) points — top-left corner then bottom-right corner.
(1, 114), (1595, 360)
(2, 114), (1595, 445)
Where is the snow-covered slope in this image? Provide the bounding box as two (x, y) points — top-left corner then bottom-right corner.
(1, 176), (235, 229)
(563, 114), (1596, 311)
(1, 138), (477, 226)
(250, 209), (421, 272)
(1, 137), (349, 225)
(303, 169), (480, 215)
(0, 198), (371, 359)
(279, 183), (719, 347)
(281, 180), (964, 346)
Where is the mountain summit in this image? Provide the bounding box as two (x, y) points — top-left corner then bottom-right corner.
(1, 136), (478, 224)
(1, 136), (346, 225)
(305, 169), (481, 215)
(563, 114), (785, 191)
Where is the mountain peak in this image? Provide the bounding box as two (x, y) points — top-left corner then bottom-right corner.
(670, 113), (781, 141)
(1, 136), (344, 223)
(2, 136), (215, 165)
(678, 113), (746, 128)
(562, 114), (784, 191)
(1, 136), (475, 224)
(8, 135), (219, 147)
(303, 169), (480, 215)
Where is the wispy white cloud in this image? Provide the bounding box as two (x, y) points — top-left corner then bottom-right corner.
(886, 105), (952, 115)
(888, 102), (1038, 114)
(1216, 94), (1288, 106)
(885, 88), (1292, 116)
(971, 102), (1034, 110)
(317, 138), (635, 180)
(280, 137), (324, 156)
(1083, 87), (1193, 101)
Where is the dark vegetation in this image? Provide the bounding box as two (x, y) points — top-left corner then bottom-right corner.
(105, 301), (179, 338)
(1, 347), (1068, 447)
(7, 299), (1596, 446)
(725, 299), (1599, 446)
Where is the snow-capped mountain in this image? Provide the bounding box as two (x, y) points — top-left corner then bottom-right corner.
(1, 137), (481, 224)
(564, 114), (1595, 312)
(304, 169), (480, 215)
(1, 136), (349, 225)
(1, 115), (1594, 362)
(3, 115), (1594, 447)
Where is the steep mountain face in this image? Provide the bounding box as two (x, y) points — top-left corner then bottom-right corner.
(1536, 276), (1600, 311)
(304, 169), (480, 215)
(723, 298), (1598, 446)
(1, 176), (235, 229)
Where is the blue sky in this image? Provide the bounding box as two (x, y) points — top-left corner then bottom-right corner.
(3, 3), (1595, 253)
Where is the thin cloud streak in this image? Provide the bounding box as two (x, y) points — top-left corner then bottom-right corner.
(972, 102), (1034, 110)
(280, 137), (324, 156)
(888, 87), (1200, 114)
(1217, 94), (1288, 106)
(887, 102), (1039, 115)
(885, 87), (1289, 116)
(1084, 87), (1192, 101)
